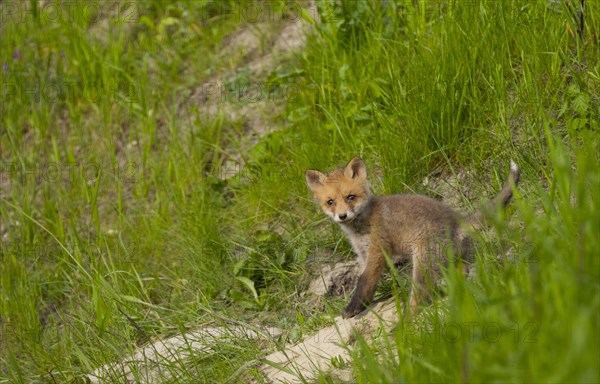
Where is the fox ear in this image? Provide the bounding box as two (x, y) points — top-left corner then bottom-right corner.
(344, 157), (367, 180)
(306, 170), (326, 191)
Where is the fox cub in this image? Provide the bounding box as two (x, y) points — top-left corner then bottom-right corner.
(306, 157), (520, 318)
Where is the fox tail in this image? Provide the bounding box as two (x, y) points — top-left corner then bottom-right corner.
(465, 161), (520, 230)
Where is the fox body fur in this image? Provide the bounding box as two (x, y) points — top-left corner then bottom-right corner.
(306, 157), (520, 318)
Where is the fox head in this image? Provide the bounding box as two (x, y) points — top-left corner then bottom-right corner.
(306, 157), (371, 223)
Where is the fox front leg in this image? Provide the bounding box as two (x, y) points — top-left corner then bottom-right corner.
(342, 248), (385, 318)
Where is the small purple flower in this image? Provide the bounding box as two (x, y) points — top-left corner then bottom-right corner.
(13, 50), (20, 60)
(201, 21), (207, 26)
(2, 64), (7, 72)
(59, 51), (65, 58)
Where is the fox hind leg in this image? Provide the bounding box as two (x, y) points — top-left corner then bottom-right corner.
(408, 240), (442, 316)
(408, 257), (427, 316)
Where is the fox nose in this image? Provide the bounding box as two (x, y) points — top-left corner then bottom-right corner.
(338, 213), (347, 220)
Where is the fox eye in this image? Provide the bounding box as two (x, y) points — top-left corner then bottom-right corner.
(347, 194), (356, 201)
(326, 199), (334, 206)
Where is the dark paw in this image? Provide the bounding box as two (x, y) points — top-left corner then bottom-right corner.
(342, 301), (366, 318)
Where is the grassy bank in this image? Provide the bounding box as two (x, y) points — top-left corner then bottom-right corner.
(1, 0), (598, 382)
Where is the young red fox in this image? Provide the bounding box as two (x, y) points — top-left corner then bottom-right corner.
(306, 157), (520, 318)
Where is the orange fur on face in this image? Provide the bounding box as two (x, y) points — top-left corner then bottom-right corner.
(306, 157), (371, 223)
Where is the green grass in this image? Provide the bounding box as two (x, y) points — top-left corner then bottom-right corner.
(1, 0), (599, 383)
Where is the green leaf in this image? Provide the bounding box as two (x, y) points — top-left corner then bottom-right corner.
(235, 276), (259, 302)
(232, 258), (246, 276)
(572, 93), (589, 115)
(299, 7), (317, 25)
